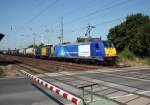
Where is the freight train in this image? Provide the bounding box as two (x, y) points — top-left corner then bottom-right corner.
(2, 39), (117, 64)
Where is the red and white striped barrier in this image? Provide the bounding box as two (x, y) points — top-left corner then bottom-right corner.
(21, 70), (84, 105)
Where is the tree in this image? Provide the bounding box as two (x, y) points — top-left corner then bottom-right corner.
(76, 37), (95, 42)
(28, 44), (34, 48)
(28, 44), (38, 48)
(108, 13), (150, 57)
(132, 23), (150, 56)
(38, 43), (45, 47)
(28, 43), (45, 48)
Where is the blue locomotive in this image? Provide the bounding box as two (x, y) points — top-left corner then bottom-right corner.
(54, 39), (117, 63)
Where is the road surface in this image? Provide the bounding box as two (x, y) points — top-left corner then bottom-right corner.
(0, 77), (63, 105)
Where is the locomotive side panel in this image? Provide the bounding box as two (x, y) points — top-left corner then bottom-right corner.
(78, 44), (90, 57)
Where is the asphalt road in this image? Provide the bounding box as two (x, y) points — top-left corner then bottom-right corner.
(77, 72), (150, 90)
(0, 77), (61, 105)
(45, 66), (150, 105)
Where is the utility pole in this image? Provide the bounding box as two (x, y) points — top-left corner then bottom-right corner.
(58, 36), (62, 44)
(32, 33), (36, 59)
(61, 16), (64, 44)
(33, 37), (35, 49)
(32, 33), (36, 48)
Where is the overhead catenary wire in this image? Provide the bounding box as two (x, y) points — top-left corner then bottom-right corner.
(18, 0), (128, 37)
(66, 9), (150, 36)
(85, 0), (130, 17)
(16, 0), (60, 35)
(8, 0), (46, 32)
(64, 0), (130, 25)
(65, 16), (125, 35)
(31, 0), (47, 12)
(18, 0), (93, 37)
(63, 0), (100, 16)
(14, 0), (59, 48)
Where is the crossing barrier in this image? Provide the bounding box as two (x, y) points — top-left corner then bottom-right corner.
(21, 70), (84, 105)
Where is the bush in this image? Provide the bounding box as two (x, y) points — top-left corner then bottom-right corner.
(118, 48), (150, 65)
(0, 67), (4, 76)
(145, 58), (150, 65)
(118, 48), (136, 61)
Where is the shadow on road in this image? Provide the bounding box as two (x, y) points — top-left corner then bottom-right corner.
(32, 83), (64, 105)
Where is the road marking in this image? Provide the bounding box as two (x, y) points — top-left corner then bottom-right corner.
(138, 90), (150, 94)
(129, 71), (150, 77)
(95, 71), (150, 82)
(110, 94), (134, 99)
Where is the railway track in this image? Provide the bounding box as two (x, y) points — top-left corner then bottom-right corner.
(3, 55), (129, 72)
(4, 55), (106, 71)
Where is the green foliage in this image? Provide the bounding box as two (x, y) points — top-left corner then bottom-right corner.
(28, 43), (45, 48)
(118, 48), (150, 65)
(38, 43), (45, 47)
(132, 23), (150, 56)
(28, 44), (37, 48)
(0, 67), (4, 76)
(118, 48), (136, 61)
(145, 58), (150, 65)
(76, 37), (93, 42)
(108, 13), (150, 57)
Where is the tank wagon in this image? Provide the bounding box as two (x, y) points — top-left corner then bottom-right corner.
(8, 49), (19, 55)
(25, 48), (35, 57)
(54, 39), (117, 63)
(19, 48), (26, 56)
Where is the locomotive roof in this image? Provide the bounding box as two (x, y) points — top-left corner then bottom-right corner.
(56, 39), (104, 46)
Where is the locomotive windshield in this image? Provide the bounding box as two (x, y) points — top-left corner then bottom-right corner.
(103, 40), (114, 48)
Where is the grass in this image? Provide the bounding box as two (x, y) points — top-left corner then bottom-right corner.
(118, 48), (136, 61)
(118, 48), (150, 66)
(0, 67), (4, 76)
(143, 58), (150, 65)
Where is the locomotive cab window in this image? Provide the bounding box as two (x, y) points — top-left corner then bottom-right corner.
(95, 43), (99, 48)
(103, 41), (114, 48)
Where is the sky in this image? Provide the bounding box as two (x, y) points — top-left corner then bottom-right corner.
(0, 0), (150, 50)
